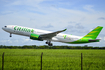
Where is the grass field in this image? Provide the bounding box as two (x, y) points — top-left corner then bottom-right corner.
(0, 49), (105, 70)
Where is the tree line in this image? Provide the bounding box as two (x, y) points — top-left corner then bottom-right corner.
(0, 45), (105, 49)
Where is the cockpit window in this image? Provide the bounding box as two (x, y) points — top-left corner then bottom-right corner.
(5, 26), (7, 28)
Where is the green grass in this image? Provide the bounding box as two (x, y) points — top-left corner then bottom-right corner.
(0, 49), (105, 70)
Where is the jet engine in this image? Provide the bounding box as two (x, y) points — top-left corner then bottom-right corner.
(30, 33), (43, 41)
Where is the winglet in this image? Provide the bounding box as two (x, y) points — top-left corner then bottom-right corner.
(63, 29), (67, 31)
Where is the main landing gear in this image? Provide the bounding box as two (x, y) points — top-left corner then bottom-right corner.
(46, 41), (53, 46)
(10, 33), (12, 37)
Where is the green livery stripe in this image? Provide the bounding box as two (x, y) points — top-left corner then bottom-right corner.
(89, 31), (98, 33)
(64, 35), (66, 39)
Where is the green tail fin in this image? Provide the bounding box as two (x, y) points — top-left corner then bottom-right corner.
(84, 26), (103, 39)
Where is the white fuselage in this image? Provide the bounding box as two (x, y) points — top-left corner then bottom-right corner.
(2, 25), (82, 43)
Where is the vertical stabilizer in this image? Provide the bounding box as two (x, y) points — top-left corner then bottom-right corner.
(83, 26), (103, 39)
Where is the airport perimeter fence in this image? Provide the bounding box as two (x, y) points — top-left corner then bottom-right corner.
(0, 52), (105, 70)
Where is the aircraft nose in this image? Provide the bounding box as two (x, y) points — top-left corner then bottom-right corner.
(2, 26), (7, 30)
(2, 27), (4, 30)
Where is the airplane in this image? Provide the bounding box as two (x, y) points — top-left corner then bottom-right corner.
(2, 25), (103, 46)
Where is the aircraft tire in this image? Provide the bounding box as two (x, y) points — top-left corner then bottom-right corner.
(48, 43), (53, 46)
(46, 42), (48, 44)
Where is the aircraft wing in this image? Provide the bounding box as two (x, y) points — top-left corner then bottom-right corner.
(40, 29), (67, 40)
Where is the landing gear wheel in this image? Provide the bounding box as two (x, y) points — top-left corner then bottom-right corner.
(46, 42), (48, 44)
(46, 40), (53, 46)
(48, 43), (53, 46)
(50, 43), (53, 46)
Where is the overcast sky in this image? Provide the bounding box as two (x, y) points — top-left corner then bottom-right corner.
(0, 0), (105, 47)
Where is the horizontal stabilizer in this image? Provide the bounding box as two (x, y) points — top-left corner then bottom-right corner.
(89, 39), (100, 42)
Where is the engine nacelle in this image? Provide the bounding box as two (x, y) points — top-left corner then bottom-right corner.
(30, 33), (43, 41)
